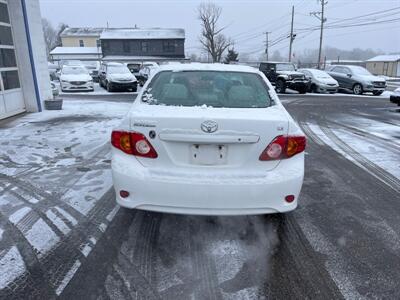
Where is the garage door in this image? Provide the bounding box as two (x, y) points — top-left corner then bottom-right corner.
(0, 0), (25, 120)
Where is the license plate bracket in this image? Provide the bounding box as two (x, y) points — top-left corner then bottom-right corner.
(190, 144), (227, 165)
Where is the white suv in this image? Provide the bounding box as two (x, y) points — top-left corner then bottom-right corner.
(111, 63), (305, 215)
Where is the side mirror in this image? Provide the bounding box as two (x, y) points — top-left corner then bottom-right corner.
(347, 73), (352, 78)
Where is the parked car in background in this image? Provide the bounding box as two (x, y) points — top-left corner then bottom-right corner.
(99, 62), (138, 92)
(126, 63), (141, 78)
(390, 87), (400, 106)
(259, 62), (309, 94)
(137, 64), (159, 86)
(60, 65), (94, 92)
(82, 61), (100, 82)
(327, 65), (386, 95)
(299, 68), (339, 93)
(111, 63), (306, 215)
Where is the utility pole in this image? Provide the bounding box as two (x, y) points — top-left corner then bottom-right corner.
(265, 31), (271, 61)
(311, 0), (328, 69)
(288, 6), (295, 62)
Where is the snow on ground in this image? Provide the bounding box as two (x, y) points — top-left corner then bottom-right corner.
(331, 114), (400, 145)
(303, 118), (400, 187)
(332, 128), (400, 180)
(0, 247), (26, 289)
(0, 99), (131, 292)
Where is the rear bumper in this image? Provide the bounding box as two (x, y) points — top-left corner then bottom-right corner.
(111, 150), (304, 215)
(109, 81), (137, 90)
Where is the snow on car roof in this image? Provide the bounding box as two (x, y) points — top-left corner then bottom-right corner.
(157, 63), (259, 73)
(100, 28), (185, 40)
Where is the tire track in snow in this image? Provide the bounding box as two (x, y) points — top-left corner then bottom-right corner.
(111, 211), (163, 299)
(318, 122), (400, 193)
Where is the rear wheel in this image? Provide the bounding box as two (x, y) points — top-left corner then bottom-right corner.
(373, 90), (383, 96)
(275, 80), (286, 94)
(353, 83), (363, 95)
(107, 82), (113, 92)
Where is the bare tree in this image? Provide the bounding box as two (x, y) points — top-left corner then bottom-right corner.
(198, 2), (232, 62)
(42, 18), (57, 58)
(56, 23), (69, 47)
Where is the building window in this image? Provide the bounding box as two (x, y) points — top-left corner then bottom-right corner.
(123, 41), (130, 52)
(96, 39), (101, 47)
(0, 48), (17, 68)
(163, 41), (176, 53)
(0, 3), (10, 24)
(1, 70), (20, 90)
(0, 25), (13, 46)
(102, 41), (109, 51)
(141, 41), (148, 52)
(79, 39), (84, 47)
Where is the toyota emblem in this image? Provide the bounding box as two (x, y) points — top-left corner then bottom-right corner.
(201, 120), (218, 133)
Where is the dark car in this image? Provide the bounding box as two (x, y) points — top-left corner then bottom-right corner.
(99, 62), (138, 92)
(390, 87), (400, 106)
(259, 62), (309, 94)
(326, 65), (386, 95)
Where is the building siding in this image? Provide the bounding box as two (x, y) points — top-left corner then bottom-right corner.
(61, 36), (100, 47)
(366, 61), (399, 77)
(7, 0), (52, 114)
(101, 39), (185, 58)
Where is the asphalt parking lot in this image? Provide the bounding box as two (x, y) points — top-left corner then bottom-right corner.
(2, 91), (400, 299)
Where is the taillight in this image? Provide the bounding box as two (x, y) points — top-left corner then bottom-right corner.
(111, 130), (158, 158)
(259, 135), (306, 161)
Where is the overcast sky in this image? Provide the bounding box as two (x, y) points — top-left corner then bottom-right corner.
(39, 0), (400, 58)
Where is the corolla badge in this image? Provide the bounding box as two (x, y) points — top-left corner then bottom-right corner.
(201, 120), (218, 133)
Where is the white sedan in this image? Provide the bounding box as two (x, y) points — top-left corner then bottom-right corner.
(60, 66), (94, 92)
(111, 63), (306, 215)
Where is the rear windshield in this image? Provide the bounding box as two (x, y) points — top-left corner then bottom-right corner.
(143, 70), (272, 108)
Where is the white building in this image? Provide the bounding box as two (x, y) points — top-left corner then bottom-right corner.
(0, 0), (52, 120)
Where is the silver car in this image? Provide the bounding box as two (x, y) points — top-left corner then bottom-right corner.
(299, 68), (338, 93)
(327, 65), (386, 95)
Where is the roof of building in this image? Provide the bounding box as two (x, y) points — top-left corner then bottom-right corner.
(366, 55), (400, 62)
(100, 28), (185, 40)
(60, 27), (104, 37)
(50, 47), (102, 55)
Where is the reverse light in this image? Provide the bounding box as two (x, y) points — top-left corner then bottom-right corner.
(111, 130), (158, 158)
(259, 135), (306, 161)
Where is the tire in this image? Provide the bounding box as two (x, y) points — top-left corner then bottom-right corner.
(298, 87), (307, 94)
(373, 91), (383, 96)
(106, 82), (113, 92)
(276, 80), (286, 94)
(310, 84), (318, 93)
(353, 83), (363, 95)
